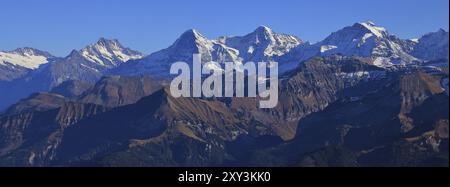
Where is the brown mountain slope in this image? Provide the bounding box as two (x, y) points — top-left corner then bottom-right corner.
(78, 75), (162, 107)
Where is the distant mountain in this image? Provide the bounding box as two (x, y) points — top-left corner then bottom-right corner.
(0, 48), (56, 81)
(112, 29), (240, 77)
(111, 22), (442, 78)
(281, 21), (420, 68)
(1, 24), (448, 112)
(217, 26), (302, 62)
(411, 29), (449, 62)
(112, 27), (302, 78)
(0, 47), (54, 69)
(79, 38), (143, 68)
(0, 38), (143, 111)
(35, 38), (143, 87)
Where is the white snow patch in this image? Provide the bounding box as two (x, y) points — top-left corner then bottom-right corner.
(336, 70), (386, 80)
(360, 21), (387, 38)
(96, 44), (113, 60)
(248, 46), (255, 54)
(372, 57), (393, 67)
(112, 49), (141, 62)
(362, 33), (374, 42)
(410, 38), (419, 43)
(28, 152), (36, 165)
(0, 51), (48, 69)
(81, 50), (105, 65)
(320, 45), (338, 53)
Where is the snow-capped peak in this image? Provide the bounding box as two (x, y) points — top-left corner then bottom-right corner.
(354, 21), (388, 38)
(0, 47), (53, 69)
(112, 28), (244, 77)
(95, 38), (123, 51)
(11, 47), (54, 58)
(186, 29), (204, 38)
(219, 26), (302, 61)
(78, 38), (143, 67)
(282, 21), (419, 69)
(117, 26), (303, 77)
(162, 29), (240, 63)
(254, 25), (274, 38)
(173, 29), (211, 48)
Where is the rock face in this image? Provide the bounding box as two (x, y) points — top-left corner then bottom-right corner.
(0, 102), (109, 166)
(412, 29), (449, 62)
(50, 80), (94, 99)
(78, 75), (162, 107)
(0, 64), (29, 82)
(253, 70), (449, 167)
(3, 92), (68, 116)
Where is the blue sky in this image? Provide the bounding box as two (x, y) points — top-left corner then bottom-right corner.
(0, 0), (448, 56)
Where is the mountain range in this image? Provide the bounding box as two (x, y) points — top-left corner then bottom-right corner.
(0, 21), (448, 166)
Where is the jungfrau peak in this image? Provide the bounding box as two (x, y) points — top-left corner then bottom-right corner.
(282, 21), (420, 68)
(357, 21), (388, 38)
(318, 21), (416, 62)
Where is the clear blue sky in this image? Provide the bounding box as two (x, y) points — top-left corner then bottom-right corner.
(1, 0), (448, 56)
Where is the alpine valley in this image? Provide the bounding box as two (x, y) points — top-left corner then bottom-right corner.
(0, 21), (448, 167)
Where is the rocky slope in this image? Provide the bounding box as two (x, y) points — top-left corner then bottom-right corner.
(3, 56), (445, 166)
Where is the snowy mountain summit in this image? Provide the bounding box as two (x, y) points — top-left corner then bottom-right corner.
(79, 38), (143, 67)
(162, 29), (240, 63)
(318, 21), (419, 66)
(1, 22), (448, 82)
(0, 47), (56, 81)
(283, 21), (420, 68)
(113, 26), (303, 77)
(217, 25), (303, 62)
(0, 47), (54, 69)
(10, 38), (145, 90)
